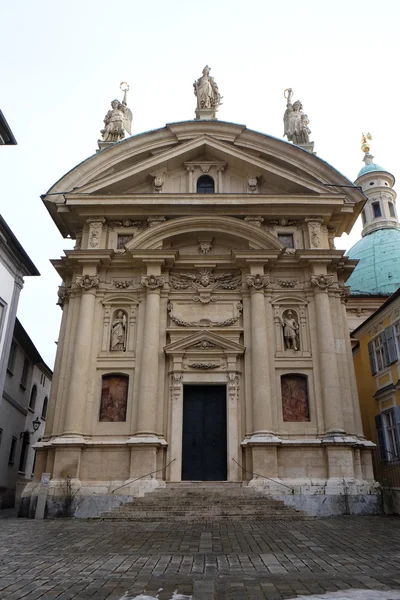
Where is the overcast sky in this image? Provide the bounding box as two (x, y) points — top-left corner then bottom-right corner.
(1, 0), (399, 368)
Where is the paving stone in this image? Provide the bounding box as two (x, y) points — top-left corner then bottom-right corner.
(0, 517), (400, 599)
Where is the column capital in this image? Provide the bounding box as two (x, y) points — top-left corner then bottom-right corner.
(310, 274), (334, 291)
(246, 274), (270, 290)
(141, 275), (164, 290)
(75, 274), (99, 292)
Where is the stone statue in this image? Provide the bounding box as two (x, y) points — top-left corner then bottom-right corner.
(100, 83), (132, 143)
(283, 88), (311, 145)
(193, 66), (222, 116)
(110, 310), (127, 351)
(280, 310), (300, 350)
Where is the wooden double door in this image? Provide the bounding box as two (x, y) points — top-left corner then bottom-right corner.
(181, 384), (227, 481)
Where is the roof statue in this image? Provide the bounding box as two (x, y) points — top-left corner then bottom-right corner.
(361, 132), (372, 154)
(98, 82), (132, 148)
(193, 66), (222, 120)
(283, 88), (312, 149)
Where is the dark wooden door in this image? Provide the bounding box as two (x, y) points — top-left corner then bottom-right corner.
(182, 385), (227, 481)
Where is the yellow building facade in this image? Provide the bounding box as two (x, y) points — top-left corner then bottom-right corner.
(352, 288), (400, 461)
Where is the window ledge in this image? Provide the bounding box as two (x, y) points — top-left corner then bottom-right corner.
(28, 407), (35, 413)
(19, 383), (27, 391)
(6, 369), (14, 376)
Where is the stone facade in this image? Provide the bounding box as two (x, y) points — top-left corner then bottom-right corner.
(22, 120), (379, 516)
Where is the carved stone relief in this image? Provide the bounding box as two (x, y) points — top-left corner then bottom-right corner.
(190, 340), (221, 350)
(305, 217), (323, 249)
(244, 216), (264, 227)
(113, 280), (133, 289)
(108, 219), (147, 229)
(246, 274), (270, 289)
(184, 362), (224, 370)
(57, 286), (71, 307)
(141, 275), (164, 290)
(147, 216), (166, 227)
(76, 274), (99, 290)
(276, 279), (298, 288)
(247, 178), (258, 193)
(117, 235), (133, 250)
(170, 269), (241, 291)
(110, 310), (127, 352)
(153, 175), (165, 193)
(227, 372), (240, 402)
(339, 287), (351, 304)
(167, 301), (243, 327)
(74, 232), (82, 250)
(192, 294), (219, 305)
(87, 218), (105, 249)
(198, 240), (213, 254)
(310, 274), (334, 289)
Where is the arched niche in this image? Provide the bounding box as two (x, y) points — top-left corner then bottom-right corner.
(100, 295), (140, 356)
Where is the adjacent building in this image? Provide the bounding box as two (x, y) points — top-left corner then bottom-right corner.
(0, 319), (52, 508)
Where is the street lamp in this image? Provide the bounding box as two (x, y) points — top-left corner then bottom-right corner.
(21, 417), (41, 438)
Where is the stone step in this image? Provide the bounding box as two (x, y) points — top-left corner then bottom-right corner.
(96, 482), (307, 521)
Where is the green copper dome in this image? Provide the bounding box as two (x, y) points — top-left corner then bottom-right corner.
(357, 162), (386, 178)
(347, 228), (400, 295)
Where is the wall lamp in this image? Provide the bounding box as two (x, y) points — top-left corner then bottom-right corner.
(20, 417), (41, 437)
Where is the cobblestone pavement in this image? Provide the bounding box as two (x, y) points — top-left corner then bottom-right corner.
(1, 517), (400, 599)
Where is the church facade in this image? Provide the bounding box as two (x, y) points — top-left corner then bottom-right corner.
(23, 111), (381, 516)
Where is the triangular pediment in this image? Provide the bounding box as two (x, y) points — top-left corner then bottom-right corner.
(164, 330), (245, 356)
(73, 134), (330, 196)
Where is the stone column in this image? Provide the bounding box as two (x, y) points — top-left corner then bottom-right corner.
(63, 273), (99, 436)
(187, 166), (194, 192)
(247, 273), (272, 434)
(136, 273), (164, 435)
(311, 272), (344, 434)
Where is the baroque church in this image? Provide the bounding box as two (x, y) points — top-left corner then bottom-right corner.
(22, 70), (383, 516)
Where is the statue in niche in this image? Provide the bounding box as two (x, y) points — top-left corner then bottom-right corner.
(280, 310), (300, 351)
(193, 66), (222, 111)
(110, 310), (127, 352)
(100, 83), (132, 143)
(283, 88), (311, 145)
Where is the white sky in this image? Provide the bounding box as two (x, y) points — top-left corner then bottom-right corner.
(1, 0), (399, 368)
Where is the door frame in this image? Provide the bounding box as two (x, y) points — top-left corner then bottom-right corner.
(168, 371), (241, 482)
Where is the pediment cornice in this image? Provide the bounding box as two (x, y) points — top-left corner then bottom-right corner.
(164, 330), (245, 356)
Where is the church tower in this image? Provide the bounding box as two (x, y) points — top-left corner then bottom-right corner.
(346, 136), (400, 330)
(21, 76), (380, 517)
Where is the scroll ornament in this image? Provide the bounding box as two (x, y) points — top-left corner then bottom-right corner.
(141, 275), (164, 290)
(246, 274), (270, 290)
(310, 274), (334, 289)
(76, 275), (100, 290)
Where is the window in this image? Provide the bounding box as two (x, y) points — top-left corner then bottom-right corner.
(8, 437), (17, 465)
(368, 326), (398, 374)
(361, 210), (366, 226)
(372, 201), (382, 218)
(117, 234), (133, 249)
(0, 298), (7, 343)
(7, 342), (17, 374)
(20, 358), (29, 389)
(277, 234), (294, 248)
(29, 385), (37, 411)
(389, 202), (396, 218)
(41, 396), (48, 420)
(18, 431), (29, 473)
(376, 408), (400, 461)
(0, 429), (2, 446)
(196, 175), (215, 194)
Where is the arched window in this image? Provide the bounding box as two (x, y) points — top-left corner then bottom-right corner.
(281, 374), (310, 422)
(389, 202), (396, 218)
(29, 385), (37, 411)
(196, 175), (215, 194)
(99, 374), (129, 422)
(41, 396), (48, 419)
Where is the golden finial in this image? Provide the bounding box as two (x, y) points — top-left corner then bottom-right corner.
(361, 132), (372, 154)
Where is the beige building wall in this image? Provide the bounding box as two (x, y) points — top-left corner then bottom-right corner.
(22, 120), (380, 516)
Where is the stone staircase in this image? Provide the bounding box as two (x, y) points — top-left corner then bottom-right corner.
(96, 482), (309, 521)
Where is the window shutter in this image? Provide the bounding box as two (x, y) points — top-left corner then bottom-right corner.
(375, 414), (387, 460)
(368, 341), (377, 375)
(393, 405), (400, 460)
(385, 326), (398, 364)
